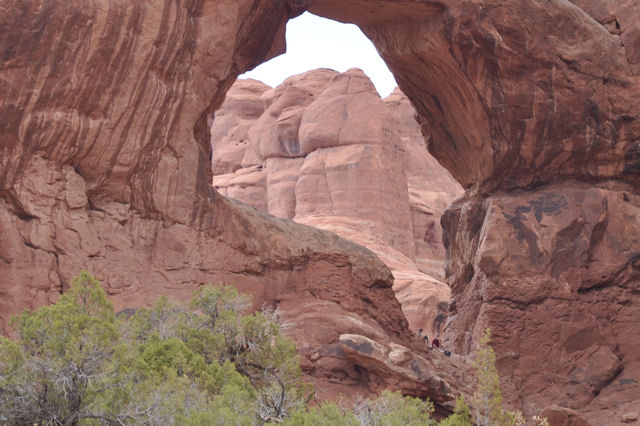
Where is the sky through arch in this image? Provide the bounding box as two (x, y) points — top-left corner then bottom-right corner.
(240, 12), (398, 97)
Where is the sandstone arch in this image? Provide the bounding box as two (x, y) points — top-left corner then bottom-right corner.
(1, 0), (639, 420)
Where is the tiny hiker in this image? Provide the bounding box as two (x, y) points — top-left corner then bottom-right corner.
(431, 336), (440, 350)
(418, 327), (429, 346)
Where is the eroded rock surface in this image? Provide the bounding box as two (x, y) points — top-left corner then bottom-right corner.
(303, 0), (640, 421)
(1, 0), (294, 330)
(339, 333), (472, 409)
(2, 0), (640, 419)
(443, 184), (640, 418)
(0, 0), (464, 406)
(311, 0), (640, 193)
(211, 70), (462, 336)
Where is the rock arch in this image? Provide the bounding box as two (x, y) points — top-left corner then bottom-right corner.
(1, 0), (639, 419)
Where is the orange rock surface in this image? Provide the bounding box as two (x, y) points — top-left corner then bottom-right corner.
(211, 69), (462, 338)
(0, 0), (465, 407)
(1, 0), (639, 420)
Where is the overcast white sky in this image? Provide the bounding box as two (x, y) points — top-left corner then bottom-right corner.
(240, 12), (398, 97)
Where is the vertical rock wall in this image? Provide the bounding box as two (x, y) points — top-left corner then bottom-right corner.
(308, 0), (640, 419)
(0, 0), (292, 328)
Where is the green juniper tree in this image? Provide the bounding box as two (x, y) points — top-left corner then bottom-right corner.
(0, 271), (310, 424)
(470, 329), (548, 426)
(0, 272), (550, 426)
(439, 395), (473, 426)
(0, 271), (151, 424)
(472, 329), (505, 426)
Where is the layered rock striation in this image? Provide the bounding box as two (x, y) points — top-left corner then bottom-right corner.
(2, 0), (640, 420)
(210, 69), (462, 337)
(0, 0), (466, 406)
(307, 0), (640, 420)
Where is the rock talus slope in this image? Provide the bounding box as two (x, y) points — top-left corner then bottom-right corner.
(210, 69), (462, 337)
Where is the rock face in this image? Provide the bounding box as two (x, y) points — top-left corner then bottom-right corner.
(0, 0), (464, 407)
(1, 0), (296, 330)
(307, 0), (640, 421)
(2, 0), (640, 421)
(210, 69), (462, 337)
(311, 0), (640, 194)
(443, 184), (640, 415)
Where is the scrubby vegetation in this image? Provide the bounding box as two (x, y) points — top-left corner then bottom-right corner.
(0, 271), (546, 425)
(470, 330), (548, 426)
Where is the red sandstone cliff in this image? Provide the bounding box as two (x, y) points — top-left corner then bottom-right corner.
(2, 0), (639, 422)
(308, 0), (640, 421)
(0, 0), (468, 408)
(210, 69), (463, 338)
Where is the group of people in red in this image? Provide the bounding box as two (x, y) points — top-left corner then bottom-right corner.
(417, 328), (450, 356)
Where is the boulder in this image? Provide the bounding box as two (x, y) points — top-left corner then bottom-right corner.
(541, 405), (592, 426)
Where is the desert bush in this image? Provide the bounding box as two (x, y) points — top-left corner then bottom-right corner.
(0, 271), (308, 424)
(0, 271), (549, 425)
(470, 329), (548, 426)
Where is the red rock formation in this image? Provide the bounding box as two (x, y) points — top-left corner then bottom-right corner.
(443, 185), (640, 415)
(0, 0), (296, 330)
(311, 0), (640, 193)
(0, 0), (465, 407)
(210, 69), (462, 337)
(303, 0), (640, 421)
(2, 0), (639, 420)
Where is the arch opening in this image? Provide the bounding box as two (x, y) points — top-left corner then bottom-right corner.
(210, 1), (640, 417)
(2, 1), (639, 418)
(209, 12), (463, 341)
(240, 12), (398, 98)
